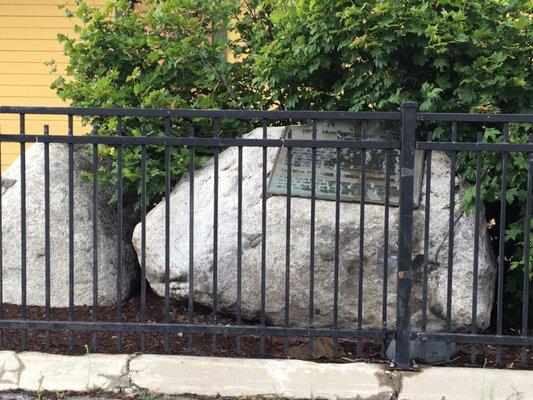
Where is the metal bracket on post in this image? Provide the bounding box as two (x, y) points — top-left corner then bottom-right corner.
(392, 101), (418, 371)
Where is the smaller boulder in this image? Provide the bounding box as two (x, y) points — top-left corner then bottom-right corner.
(1, 143), (138, 307)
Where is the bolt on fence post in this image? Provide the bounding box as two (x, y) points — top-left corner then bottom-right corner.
(394, 101), (418, 370)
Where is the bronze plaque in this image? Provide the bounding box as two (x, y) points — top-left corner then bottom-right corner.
(267, 121), (423, 206)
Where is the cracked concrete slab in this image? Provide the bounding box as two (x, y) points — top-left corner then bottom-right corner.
(0, 351), (130, 393)
(129, 355), (396, 399)
(0, 351), (532, 399)
(0, 352), (23, 391)
(399, 366), (533, 400)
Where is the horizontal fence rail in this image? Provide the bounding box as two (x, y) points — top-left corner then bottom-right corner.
(0, 103), (531, 370)
(0, 135), (402, 149)
(0, 106), (401, 120)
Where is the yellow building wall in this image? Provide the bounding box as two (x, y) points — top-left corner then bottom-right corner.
(0, 1), (237, 172)
(0, 0), (105, 172)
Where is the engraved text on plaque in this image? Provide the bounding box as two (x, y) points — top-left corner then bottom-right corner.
(266, 121), (423, 206)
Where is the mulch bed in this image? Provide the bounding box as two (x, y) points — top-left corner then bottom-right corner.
(0, 389), (289, 400)
(0, 287), (530, 370)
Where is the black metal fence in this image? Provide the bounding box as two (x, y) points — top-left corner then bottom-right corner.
(0, 103), (531, 370)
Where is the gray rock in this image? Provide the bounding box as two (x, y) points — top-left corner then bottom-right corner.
(1, 143), (138, 307)
(411, 151), (497, 331)
(1, 179), (16, 195)
(133, 125), (496, 331)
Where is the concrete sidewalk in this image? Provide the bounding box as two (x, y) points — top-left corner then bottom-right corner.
(0, 351), (531, 400)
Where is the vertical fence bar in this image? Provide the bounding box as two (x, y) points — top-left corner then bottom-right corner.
(333, 146), (341, 357)
(421, 131), (432, 334)
(188, 126), (195, 353)
(116, 116), (124, 351)
(308, 120), (317, 357)
(522, 129), (533, 365)
(91, 126), (99, 351)
(43, 125), (51, 350)
(284, 126), (292, 356)
(357, 120), (367, 358)
(381, 129), (392, 357)
(141, 125), (148, 353)
(445, 122), (458, 361)
(260, 119), (268, 355)
(20, 113), (27, 350)
(163, 118), (171, 353)
(394, 101), (417, 370)
(470, 130), (483, 364)
(67, 114), (75, 350)
(212, 118), (220, 354)
(236, 129), (243, 355)
(496, 123), (510, 365)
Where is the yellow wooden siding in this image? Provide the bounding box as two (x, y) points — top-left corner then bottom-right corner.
(0, 51), (67, 64)
(0, 16), (76, 28)
(0, 62), (67, 75)
(0, 0), (105, 172)
(0, 27), (71, 39)
(1, 1), (236, 172)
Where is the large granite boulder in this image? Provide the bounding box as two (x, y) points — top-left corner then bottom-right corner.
(1, 143), (138, 307)
(133, 125), (496, 331)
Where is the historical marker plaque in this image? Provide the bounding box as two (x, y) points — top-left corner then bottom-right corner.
(267, 121), (423, 206)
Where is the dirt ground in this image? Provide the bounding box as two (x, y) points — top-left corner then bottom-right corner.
(0, 390), (285, 400)
(0, 287), (530, 370)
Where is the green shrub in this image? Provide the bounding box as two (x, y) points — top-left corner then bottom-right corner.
(51, 0), (259, 209)
(236, 0), (531, 113)
(236, 0), (533, 327)
(53, 0), (532, 326)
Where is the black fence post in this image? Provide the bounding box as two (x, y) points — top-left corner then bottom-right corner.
(394, 101), (418, 370)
